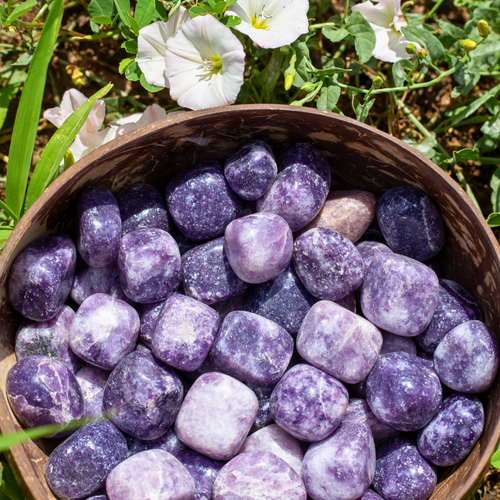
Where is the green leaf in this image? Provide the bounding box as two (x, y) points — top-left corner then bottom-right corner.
(90, 15), (112, 24)
(13, 50), (34, 67)
(345, 11), (376, 64)
(121, 40), (138, 54)
(290, 41), (312, 88)
(451, 60), (481, 97)
(190, 5), (208, 16)
(206, 0), (217, 7)
(392, 59), (414, 88)
(258, 49), (283, 96)
(135, 0), (155, 28)
(114, 0), (131, 26)
(0, 227), (14, 244)
(5, 0), (64, 219)
(401, 25), (446, 62)
(354, 96), (375, 123)
(436, 19), (465, 48)
(317, 81), (341, 112)
(0, 83), (20, 131)
(439, 148), (480, 170)
(322, 26), (349, 44)
(450, 84), (500, 127)
(486, 212), (500, 228)
(88, 0), (114, 20)
(140, 73), (163, 92)
(212, 1), (227, 14)
(220, 15), (241, 27)
(0, 461), (24, 500)
(128, 15), (140, 34)
(490, 167), (500, 213)
(125, 59), (141, 80)
(226, 0), (238, 6)
(155, 0), (167, 19)
(3, 0), (37, 27)
(24, 84), (113, 213)
(119, 56), (135, 74)
(476, 115), (500, 153)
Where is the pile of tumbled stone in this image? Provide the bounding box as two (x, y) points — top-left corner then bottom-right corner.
(6, 141), (499, 500)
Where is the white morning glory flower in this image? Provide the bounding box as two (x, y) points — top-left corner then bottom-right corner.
(164, 15), (246, 110)
(225, 0), (310, 49)
(136, 6), (191, 88)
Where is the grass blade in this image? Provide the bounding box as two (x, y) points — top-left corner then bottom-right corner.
(0, 84), (21, 131)
(3, 0), (37, 26)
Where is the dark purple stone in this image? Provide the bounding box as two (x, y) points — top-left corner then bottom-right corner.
(246, 384), (274, 432)
(380, 331), (417, 356)
(335, 291), (357, 313)
(137, 300), (166, 348)
(127, 427), (186, 457)
(75, 364), (109, 418)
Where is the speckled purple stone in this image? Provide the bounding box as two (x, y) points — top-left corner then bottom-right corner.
(75, 364), (109, 418)
(127, 427), (186, 457)
(297, 301), (382, 384)
(46, 419), (127, 500)
(335, 291), (357, 313)
(357, 490), (384, 500)
(118, 228), (181, 303)
(247, 384), (274, 432)
(106, 449), (195, 500)
(302, 421), (375, 500)
(103, 350), (183, 440)
(293, 228), (364, 302)
(366, 352), (442, 432)
(360, 252), (439, 336)
(182, 237), (248, 304)
(86, 496), (108, 500)
(8, 233), (76, 321)
(151, 294), (220, 371)
(355, 241), (392, 274)
(373, 437), (437, 500)
(377, 185), (445, 262)
(15, 305), (81, 373)
(213, 451), (306, 500)
(209, 292), (246, 323)
(137, 300), (166, 348)
(433, 320), (499, 393)
(69, 293), (139, 370)
(210, 311), (294, 386)
(165, 160), (241, 241)
(7, 355), (84, 433)
(77, 187), (121, 268)
(380, 331), (417, 356)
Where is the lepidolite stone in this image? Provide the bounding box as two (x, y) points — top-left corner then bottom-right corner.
(377, 185), (445, 261)
(359, 491), (384, 500)
(335, 291), (356, 313)
(297, 301), (382, 384)
(138, 300), (166, 348)
(293, 228), (364, 302)
(103, 350), (183, 440)
(175, 372), (258, 460)
(106, 450), (195, 500)
(355, 241), (392, 274)
(46, 419), (127, 500)
(270, 364), (348, 441)
(213, 451), (306, 500)
(118, 228), (181, 303)
(248, 384), (274, 432)
(8, 233), (76, 321)
(86, 496), (108, 500)
(165, 160), (241, 241)
(210, 311), (294, 386)
(380, 331), (417, 356)
(127, 427), (186, 457)
(69, 293), (139, 370)
(366, 352), (442, 432)
(75, 364), (109, 418)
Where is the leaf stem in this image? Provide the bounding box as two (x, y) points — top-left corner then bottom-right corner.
(478, 157), (500, 165)
(339, 0), (350, 28)
(0, 199), (19, 223)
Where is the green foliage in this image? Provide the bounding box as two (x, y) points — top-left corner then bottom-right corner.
(345, 11), (376, 64)
(0, 460), (25, 500)
(1, 0), (37, 28)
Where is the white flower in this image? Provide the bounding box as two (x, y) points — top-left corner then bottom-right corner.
(352, 0), (420, 63)
(164, 15), (246, 110)
(136, 7), (191, 88)
(226, 0), (310, 49)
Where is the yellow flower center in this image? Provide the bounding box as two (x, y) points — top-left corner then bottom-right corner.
(251, 6), (272, 30)
(210, 56), (223, 74)
(197, 56), (223, 80)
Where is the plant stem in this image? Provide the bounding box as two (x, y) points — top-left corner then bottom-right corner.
(339, 0), (350, 28)
(68, 30), (121, 42)
(426, 0), (445, 19)
(0, 199), (19, 223)
(478, 157), (500, 165)
(310, 23), (336, 30)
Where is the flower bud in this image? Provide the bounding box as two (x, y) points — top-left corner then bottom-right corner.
(372, 76), (383, 89)
(301, 82), (316, 92)
(406, 43), (417, 55)
(461, 39), (477, 52)
(416, 48), (427, 59)
(284, 74), (294, 91)
(280, 46), (290, 55)
(478, 20), (490, 38)
(63, 149), (75, 171)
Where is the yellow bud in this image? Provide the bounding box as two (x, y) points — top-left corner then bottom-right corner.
(64, 149), (75, 171)
(416, 48), (427, 59)
(66, 65), (86, 87)
(301, 82), (316, 92)
(284, 73), (294, 91)
(372, 76), (383, 89)
(478, 20), (490, 38)
(405, 43), (417, 55)
(461, 39), (477, 52)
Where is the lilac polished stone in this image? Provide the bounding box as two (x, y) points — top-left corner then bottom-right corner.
(127, 427), (186, 457)
(302, 421), (375, 500)
(433, 320), (499, 393)
(69, 294), (139, 370)
(356, 490), (384, 500)
(86, 496), (108, 500)
(377, 185), (445, 261)
(46, 419), (127, 500)
(15, 305), (82, 373)
(417, 393), (484, 466)
(360, 252), (439, 336)
(379, 331), (417, 356)
(293, 228), (364, 302)
(224, 140), (277, 200)
(210, 311), (294, 386)
(175, 372), (258, 460)
(366, 352), (442, 432)
(75, 364), (109, 418)
(103, 350), (183, 440)
(270, 363), (348, 441)
(118, 228), (181, 303)
(137, 299), (166, 348)
(182, 237), (248, 304)
(8, 233), (76, 321)
(213, 451), (306, 500)
(297, 301), (382, 384)
(355, 241), (392, 274)
(373, 437), (437, 500)
(77, 187), (121, 268)
(165, 160), (241, 241)
(152, 294), (220, 371)
(224, 212), (293, 284)
(106, 449), (195, 500)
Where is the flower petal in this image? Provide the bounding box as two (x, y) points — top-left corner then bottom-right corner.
(352, 0), (395, 29)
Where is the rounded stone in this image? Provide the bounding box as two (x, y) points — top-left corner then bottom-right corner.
(75, 364), (109, 418)
(137, 299), (166, 348)
(126, 427), (186, 458)
(380, 331), (417, 356)
(355, 241), (392, 274)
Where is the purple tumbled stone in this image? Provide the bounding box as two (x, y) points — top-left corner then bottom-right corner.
(355, 241), (392, 274)
(247, 384), (274, 432)
(86, 496), (108, 500)
(335, 291), (357, 313)
(127, 427), (186, 457)
(75, 364), (109, 418)
(379, 331), (417, 356)
(8, 233), (76, 321)
(137, 300), (166, 348)
(357, 490), (384, 500)
(103, 350), (183, 440)
(77, 187), (121, 268)
(209, 292), (246, 322)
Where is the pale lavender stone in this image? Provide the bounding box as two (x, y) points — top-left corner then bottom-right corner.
(15, 305), (82, 373)
(213, 451), (306, 500)
(377, 185), (445, 261)
(77, 187), (121, 268)
(46, 419), (127, 500)
(355, 241), (392, 274)
(373, 437), (437, 500)
(293, 228), (364, 302)
(75, 364), (109, 418)
(175, 372), (258, 460)
(152, 294), (220, 371)
(270, 363), (348, 442)
(118, 228), (181, 303)
(366, 352), (442, 432)
(69, 294), (139, 370)
(297, 301), (382, 384)
(360, 252), (439, 337)
(86, 496), (108, 500)
(181, 356), (220, 384)
(210, 311), (294, 386)
(302, 421), (375, 500)
(8, 233), (76, 321)
(335, 291), (357, 313)
(182, 237), (248, 305)
(224, 212), (293, 284)
(106, 449), (195, 500)
(127, 427), (186, 457)
(138, 300), (166, 348)
(433, 320), (499, 393)
(165, 160), (242, 241)
(380, 331), (417, 356)
(103, 350), (183, 440)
